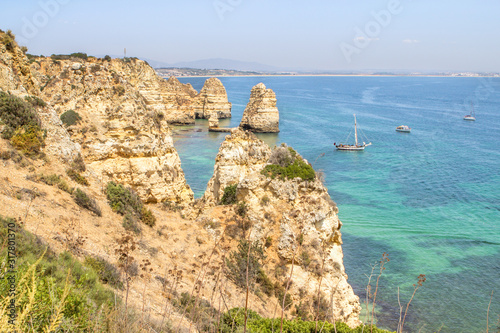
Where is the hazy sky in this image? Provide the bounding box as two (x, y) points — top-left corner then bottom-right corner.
(1, 0), (499, 72)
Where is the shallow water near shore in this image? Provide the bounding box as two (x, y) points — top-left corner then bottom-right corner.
(174, 76), (500, 332)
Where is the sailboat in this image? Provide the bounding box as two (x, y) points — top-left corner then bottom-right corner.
(335, 114), (372, 151)
(463, 102), (476, 121)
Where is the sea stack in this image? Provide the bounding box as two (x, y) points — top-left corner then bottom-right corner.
(239, 82), (279, 133)
(193, 77), (232, 120)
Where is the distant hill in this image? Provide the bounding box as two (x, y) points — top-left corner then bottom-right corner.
(169, 58), (283, 72)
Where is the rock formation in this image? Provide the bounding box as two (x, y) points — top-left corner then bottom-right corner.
(193, 77), (232, 120)
(208, 114), (220, 129)
(30, 56), (193, 204)
(159, 76), (198, 125)
(0, 30), (81, 163)
(199, 128), (361, 327)
(201, 128), (272, 206)
(239, 82), (280, 133)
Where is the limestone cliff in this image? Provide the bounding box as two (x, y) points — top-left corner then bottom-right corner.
(30, 56), (193, 204)
(199, 128), (361, 327)
(0, 30), (81, 163)
(0, 31), (38, 96)
(201, 128), (272, 206)
(239, 82), (280, 133)
(193, 77), (232, 120)
(159, 76), (198, 125)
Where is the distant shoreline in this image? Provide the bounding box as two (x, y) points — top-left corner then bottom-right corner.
(160, 73), (500, 79)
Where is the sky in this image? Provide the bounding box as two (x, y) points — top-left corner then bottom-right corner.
(1, 0), (499, 72)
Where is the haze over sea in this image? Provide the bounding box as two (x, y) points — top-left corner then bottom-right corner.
(173, 76), (500, 333)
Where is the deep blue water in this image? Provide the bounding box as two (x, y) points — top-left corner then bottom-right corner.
(175, 76), (500, 333)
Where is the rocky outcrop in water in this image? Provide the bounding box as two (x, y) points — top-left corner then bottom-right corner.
(199, 128), (361, 327)
(193, 77), (232, 120)
(239, 82), (279, 133)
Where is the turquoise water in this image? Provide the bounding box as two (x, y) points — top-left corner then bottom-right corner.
(175, 76), (500, 332)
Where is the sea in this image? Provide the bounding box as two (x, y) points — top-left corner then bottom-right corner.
(173, 76), (500, 333)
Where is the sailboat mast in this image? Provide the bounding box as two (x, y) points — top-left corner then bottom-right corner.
(354, 114), (358, 146)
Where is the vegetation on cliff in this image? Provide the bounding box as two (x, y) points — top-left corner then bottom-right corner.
(261, 145), (315, 181)
(0, 92), (45, 156)
(0, 216), (116, 332)
(220, 308), (394, 333)
(60, 109), (82, 127)
(220, 183), (238, 205)
(106, 182), (157, 232)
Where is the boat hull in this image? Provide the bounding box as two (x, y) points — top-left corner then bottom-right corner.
(396, 129), (411, 133)
(336, 145), (366, 151)
(463, 116), (476, 121)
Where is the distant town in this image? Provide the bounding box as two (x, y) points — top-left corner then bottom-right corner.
(155, 67), (500, 78)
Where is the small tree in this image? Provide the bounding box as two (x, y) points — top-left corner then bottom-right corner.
(226, 240), (266, 290)
(220, 183), (238, 205)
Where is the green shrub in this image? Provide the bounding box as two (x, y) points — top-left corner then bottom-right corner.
(73, 188), (101, 216)
(30, 173), (73, 194)
(84, 256), (123, 289)
(219, 308), (262, 333)
(106, 181), (142, 216)
(60, 109), (82, 126)
(1, 30), (15, 50)
(106, 181), (156, 228)
(70, 52), (88, 60)
(236, 201), (247, 217)
(104, 55), (111, 62)
(276, 286), (294, 311)
(51, 54), (69, 60)
(0, 91), (41, 140)
(141, 207), (156, 227)
(220, 183), (237, 205)
(220, 307), (394, 333)
(262, 145), (315, 181)
(226, 240), (266, 290)
(66, 168), (89, 186)
(10, 124), (45, 156)
(262, 158), (315, 181)
(122, 213), (141, 234)
(24, 95), (46, 108)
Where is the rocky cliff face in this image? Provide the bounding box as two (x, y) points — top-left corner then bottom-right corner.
(199, 128), (361, 327)
(30, 56), (193, 204)
(0, 31), (81, 163)
(239, 82), (280, 133)
(0, 31), (38, 96)
(201, 128), (271, 206)
(193, 77), (232, 120)
(159, 76), (198, 125)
